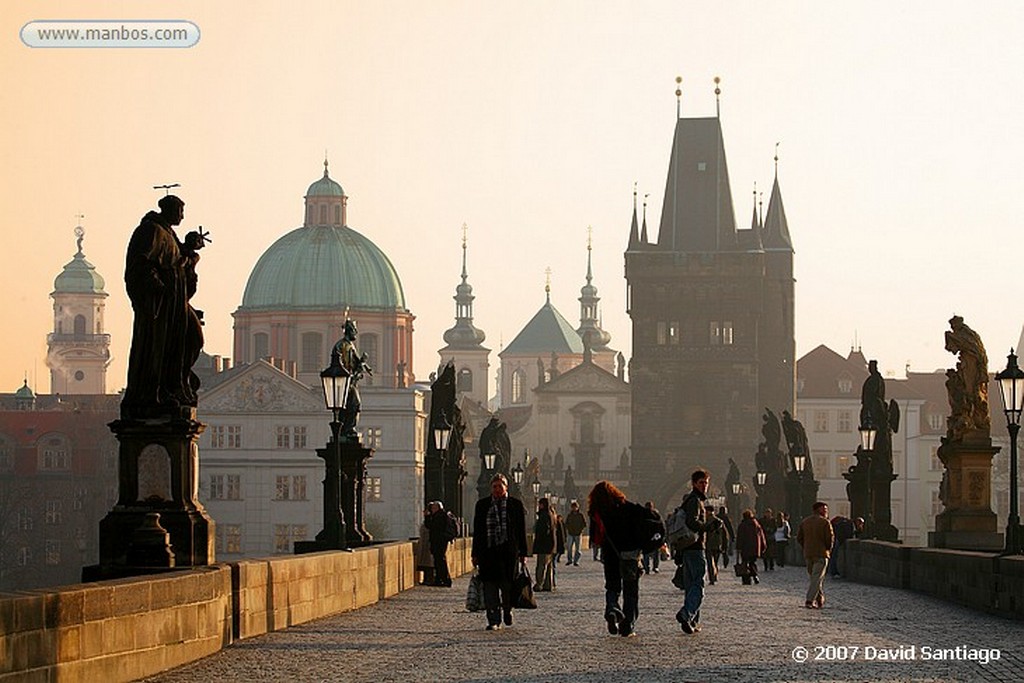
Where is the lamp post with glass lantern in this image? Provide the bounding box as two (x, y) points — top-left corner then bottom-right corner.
(754, 470), (767, 515)
(843, 421), (875, 539)
(511, 461), (524, 500)
(477, 450), (497, 502)
(996, 349), (1024, 555)
(730, 481), (742, 518)
(297, 346), (352, 552)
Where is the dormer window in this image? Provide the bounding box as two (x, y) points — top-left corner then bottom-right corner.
(838, 377), (853, 393)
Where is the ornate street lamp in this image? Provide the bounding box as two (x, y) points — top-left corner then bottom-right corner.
(433, 416), (452, 453)
(531, 478), (541, 497)
(512, 462), (524, 486)
(483, 452), (497, 472)
(756, 470), (767, 486)
(312, 345), (352, 549)
(859, 421), (878, 452)
(996, 349), (1024, 555)
(793, 453), (807, 475)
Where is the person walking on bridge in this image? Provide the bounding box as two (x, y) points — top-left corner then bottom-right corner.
(564, 500), (586, 566)
(797, 501), (834, 609)
(472, 473), (528, 630)
(588, 480), (647, 637)
(674, 469), (722, 634)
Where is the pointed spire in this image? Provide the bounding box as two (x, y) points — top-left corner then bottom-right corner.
(714, 76), (721, 118)
(763, 158), (793, 250)
(628, 183), (640, 248)
(774, 142), (779, 178)
(750, 183), (759, 229)
(442, 222), (486, 349)
(758, 191), (764, 229)
(640, 194), (650, 244)
(324, 152), (330, 177)
(578, 227), (612, 350)
(544, 267), (552, 304)
(675, 76), (682, 119)
(586, 225), (594, 284)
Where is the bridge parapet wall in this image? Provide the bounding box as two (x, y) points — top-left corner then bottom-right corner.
(0, 538), (472, 682)
(846, 540), (1024, 619)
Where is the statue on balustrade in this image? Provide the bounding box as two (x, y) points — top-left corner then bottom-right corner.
(336, 318), (373, 439)
(943, 315), (990, 441)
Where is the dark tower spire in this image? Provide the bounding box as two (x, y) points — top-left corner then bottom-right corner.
(640, 193), (650, 244)
(627, 183), (640, 249)
(763, 144), (793, 250)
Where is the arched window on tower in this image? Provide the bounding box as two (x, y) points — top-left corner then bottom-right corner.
(319, 204), (327, 224)
(307, 205), (315, 225)
(73, 314), (86, 337)
(253, 333), (269, 361)
(301, 332), (323, 373)
(334, 205), (341, 224)
(511, 368), (526, 404)
(457, 367), (473, 393)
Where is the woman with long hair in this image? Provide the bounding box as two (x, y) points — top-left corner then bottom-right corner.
(588, 480), (647, 637)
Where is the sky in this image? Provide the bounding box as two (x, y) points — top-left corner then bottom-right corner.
(3, 2), (1024, 396)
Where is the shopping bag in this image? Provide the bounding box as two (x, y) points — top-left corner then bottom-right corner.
(465, 571), (485, 612)
(514, 561), (538, 609)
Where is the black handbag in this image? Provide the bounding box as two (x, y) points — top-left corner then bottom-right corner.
(514, 561), (538, 609)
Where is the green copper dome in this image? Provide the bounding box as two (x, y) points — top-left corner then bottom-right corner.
(53, 234), (107, 295)
(240, 224), (407, 310)
(306, 161), (345, 197)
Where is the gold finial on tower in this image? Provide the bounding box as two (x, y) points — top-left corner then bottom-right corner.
(714, 76), (721, 117)
(462, 222), (468, 246)
(587, 225), (593, 251)
(774, 141), (780, 176)
(675, 76), (682, 118)
(544, 266), (552, 302)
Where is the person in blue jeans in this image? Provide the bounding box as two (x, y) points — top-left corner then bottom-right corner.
(588, 480), (646, 637)
(675, 469), (722, 634)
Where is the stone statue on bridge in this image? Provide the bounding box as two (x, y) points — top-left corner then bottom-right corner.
(943, 315), (990, 441)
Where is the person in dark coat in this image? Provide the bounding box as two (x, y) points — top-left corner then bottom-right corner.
(736, 509), (767, 585)
(533, 498), (556, 591)
(425, 501), (452, 587)
(588, 480), (648, 637)
(472, 473), (528, 630)
(718, 506), (735, 568)
(760, 509), (778, 572)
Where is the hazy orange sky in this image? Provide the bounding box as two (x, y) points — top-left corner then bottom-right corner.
(4, 2), (1023, 396)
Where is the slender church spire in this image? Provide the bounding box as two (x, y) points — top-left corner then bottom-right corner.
(763, 143), (793, 250)
(577, 227), (612, 350)
(442, 223), (486, 348)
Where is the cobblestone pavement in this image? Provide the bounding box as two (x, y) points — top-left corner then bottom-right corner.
(145, 558), (1024, 683)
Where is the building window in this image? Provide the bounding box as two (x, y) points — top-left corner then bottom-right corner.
(253, 332), (269, 360)
(74, 314), (87, 336)
(17, 547), (30, 566)
(273, 525), (291, 553)
(838, 411), (852, 433)
(457, 368), (473, 393)
(294, 426), (307, 449)
(301, 332), (323, 373)
(656, 322), (667, 345)
(276, 426), (291, 449)
(225, 525), (242, 554)
(40, 436), (70, 470)
(209, 475), (225, 499)
(18, 508), (32, 531)
(226, 474), (241, 500)
(837, 454), (850, 475)
(928, 413), (944, 431)
(838, 377), (853, 394)
(709, 321), (721, 345)
(293, 475), (307, 500)
(814, 411), (829, 433)
(45, 540), (60, 565)
(291, 525), (308, 544)
(511, 368), (526, 404)
(45, 500), (62, 525)
(210, 426), (225, 448)
(669, 322), (680, 345)
(227, 426), (242, 449)
(333, 205), (341, 224)
(275, 475), (291, 500)
(366, 476), (382, 501)
(813, 454), (827, 477)
(364, 427), (383, 450)
(73, 488), (86, 511)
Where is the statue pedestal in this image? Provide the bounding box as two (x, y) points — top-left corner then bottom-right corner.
(929, 436), (1003, 551)
(86, 414), (214, 578)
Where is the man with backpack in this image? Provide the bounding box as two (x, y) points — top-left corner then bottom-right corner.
(672, 469), (722, 634)
(426, 501), (455, 587)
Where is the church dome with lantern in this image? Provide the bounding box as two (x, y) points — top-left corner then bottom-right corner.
(232, 161), (414, 388)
